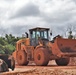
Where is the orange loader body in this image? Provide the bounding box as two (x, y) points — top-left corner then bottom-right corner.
(13, 27), (76, 66)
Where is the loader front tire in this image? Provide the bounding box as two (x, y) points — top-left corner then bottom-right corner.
(34, 47), (50, 66)
(17, 50), (28, 66)
(55, 58), (70, 66)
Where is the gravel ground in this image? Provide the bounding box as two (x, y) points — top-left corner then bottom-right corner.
(0, 59), (76, 75)
(1, 67), (76, 75)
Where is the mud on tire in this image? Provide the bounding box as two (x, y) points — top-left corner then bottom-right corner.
(34, 47), (50, 66)
(17, 50), (29, 66)
(55, 58), (70, 66)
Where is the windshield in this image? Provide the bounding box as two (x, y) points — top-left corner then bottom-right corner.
(31, 30), (48, 39)
(44, 31), (48, 39)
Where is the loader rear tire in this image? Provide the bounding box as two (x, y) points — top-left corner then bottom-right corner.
(55, 58), (70, 66)
(17, 50), (28, 66)
(34, 47), (50, 66)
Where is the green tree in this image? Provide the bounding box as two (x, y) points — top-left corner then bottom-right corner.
(0, 44), (5, 54)
(66, 25), (74, 39)
(4, 44), (15, 54)
(68, 30), (73, 39)
(0, 34), (22, 55)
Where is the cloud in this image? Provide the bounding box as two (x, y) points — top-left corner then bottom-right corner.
(72, 0), (76, 3)
(3, 0), (15, 2)
(0, 25), (32, 37)
(39, 0), (76, 26)
(10, 2), (40, 18)
(0, 0), (76, 37)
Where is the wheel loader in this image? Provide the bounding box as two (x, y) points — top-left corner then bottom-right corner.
(13, 27), (76, 66)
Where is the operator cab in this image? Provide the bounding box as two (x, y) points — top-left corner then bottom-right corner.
(29, 27), (49, 47)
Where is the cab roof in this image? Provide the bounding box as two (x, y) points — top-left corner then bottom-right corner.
(29, 27), (50, 31)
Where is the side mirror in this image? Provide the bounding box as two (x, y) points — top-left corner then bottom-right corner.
(50, 30), (52, 36)
(50, 32), (52, 36)
(25, 32), (28, 38)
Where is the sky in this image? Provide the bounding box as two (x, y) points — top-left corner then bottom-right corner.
(0, 0), (76, 37)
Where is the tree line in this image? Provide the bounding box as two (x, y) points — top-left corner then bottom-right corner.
(0, 26), (75, 55)
(0, 34), (21, 54)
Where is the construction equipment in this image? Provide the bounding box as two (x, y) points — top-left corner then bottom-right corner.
(13, 27), (76, 66)
(0, 54), (15, 72)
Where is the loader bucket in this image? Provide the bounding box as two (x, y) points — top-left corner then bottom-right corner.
(57, 38), (76, 53)
(49, 38), (76, 58)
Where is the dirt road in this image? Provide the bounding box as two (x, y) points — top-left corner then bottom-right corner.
(1, 61), (76, 75)
(1, 65), (76, 75)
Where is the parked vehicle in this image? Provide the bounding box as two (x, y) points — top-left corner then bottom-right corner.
(13, 27), (76, 66)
